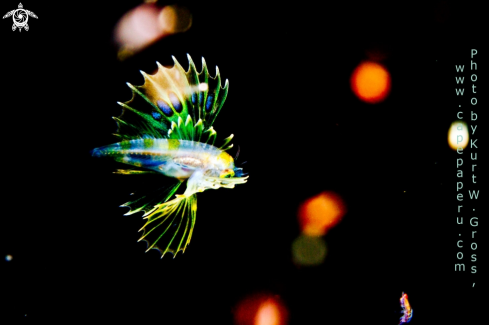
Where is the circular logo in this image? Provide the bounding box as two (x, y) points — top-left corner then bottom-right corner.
(13, 9), (28, 28)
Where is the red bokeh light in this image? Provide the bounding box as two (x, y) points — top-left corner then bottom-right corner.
(234, 293), (288, 325)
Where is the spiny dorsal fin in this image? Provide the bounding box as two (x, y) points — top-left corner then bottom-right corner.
(114, 55), (231, 149)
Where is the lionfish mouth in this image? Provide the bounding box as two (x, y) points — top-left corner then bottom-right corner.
(233, 167), (247, 177)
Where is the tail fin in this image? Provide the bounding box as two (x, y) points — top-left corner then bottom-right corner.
(138, 194), (197, 258)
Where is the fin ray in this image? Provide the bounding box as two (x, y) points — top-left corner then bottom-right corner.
(138, 194), (197, 257)
(115, 55), (232, 148)
(121, 179), (182, 216)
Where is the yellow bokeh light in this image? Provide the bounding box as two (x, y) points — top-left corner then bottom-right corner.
(448, 120), (469, 150)
(350, 61), (391, 104)
(298, 191), (346, 236)
(159, 5), (192, 35)
(291, 234), (327, 266)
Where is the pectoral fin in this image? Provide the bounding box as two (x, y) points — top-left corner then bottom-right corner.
(138, 194), (197, 258)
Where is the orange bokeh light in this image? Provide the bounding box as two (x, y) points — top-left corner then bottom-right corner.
(350, 61), (391, 104)
(298, 191), (346, 236)
(234, 293), (288, 325)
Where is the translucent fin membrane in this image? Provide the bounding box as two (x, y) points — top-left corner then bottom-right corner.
(114, 55), (231, 149)
(138, 194), (197, 257)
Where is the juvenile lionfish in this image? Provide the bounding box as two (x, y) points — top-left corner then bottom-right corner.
(399, 292), (413, 324)
(92, 55), (248, 258)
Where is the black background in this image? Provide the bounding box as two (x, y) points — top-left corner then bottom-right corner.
(1, 0), (486, 323)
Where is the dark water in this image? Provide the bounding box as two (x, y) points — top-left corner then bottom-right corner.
(1, 0), (486, 323)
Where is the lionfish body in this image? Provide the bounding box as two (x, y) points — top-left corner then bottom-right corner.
(92, 55), (248, 257)
(92, 139), (236, 187)
(399, 292), (413, 324)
